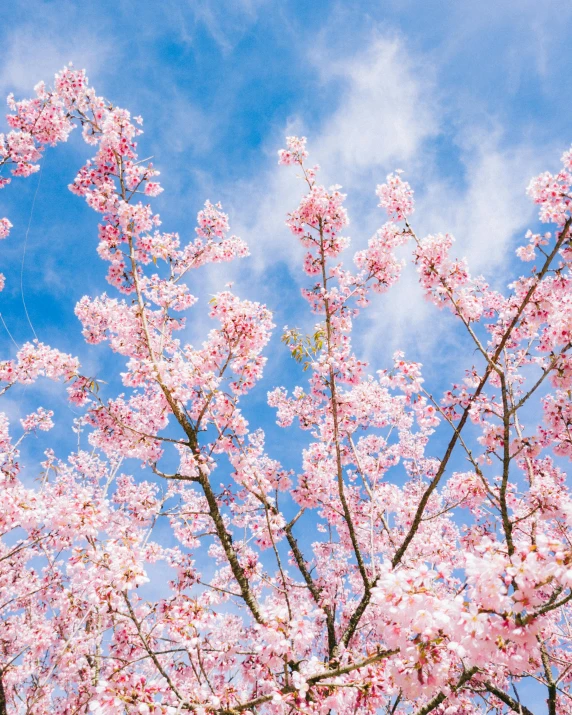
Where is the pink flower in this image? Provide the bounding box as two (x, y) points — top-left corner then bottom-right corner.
(0, 67), (570, 715)
(376, 170), (415, 221)
(20, 407), (54, 432)
(0, 217), (12, 238)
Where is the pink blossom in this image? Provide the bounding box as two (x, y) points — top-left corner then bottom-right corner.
(0, 217), (12, 238)
(0, 71), (570, 715)
(20, 407), (54, 432)
(376, 171), (415, 221)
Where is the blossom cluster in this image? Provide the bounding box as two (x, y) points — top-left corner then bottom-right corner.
(0, 71), (571, 715)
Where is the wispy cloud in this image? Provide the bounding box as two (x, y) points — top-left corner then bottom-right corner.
(415, 128), (549, 276)
(164, 0), (268, 52)
(0, 20), (114, 95)
(2, 0), (571, 393)
(194, 30), (562, 371)
(312, 36), (438, 178)
(359, 129), (554, 363)
(221, 36), (439, 278)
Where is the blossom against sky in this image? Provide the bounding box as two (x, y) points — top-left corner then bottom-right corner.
(1, 0), (571, 505)
(1, 5), (572, 711)
(2, 0), (572, 355)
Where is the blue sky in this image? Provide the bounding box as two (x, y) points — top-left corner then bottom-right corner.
(1, 0), (572, 469)
(0, 0), (571, 475)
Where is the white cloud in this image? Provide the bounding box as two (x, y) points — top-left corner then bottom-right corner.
(312, 37), (438, 178)
(168, 0), (267, 52)
(188, 35), (441, 366)
(207, 33), (562, 371)
(415, 128), (557, 276)
(2, 17), (560, 378)
(222, 36), (439, 277)
(359, 130), (556, 364)
(0, 23), (114, 96)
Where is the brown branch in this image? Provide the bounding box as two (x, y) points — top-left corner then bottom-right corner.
(217, 648), (398, 714)
(318, 220), (370, 592)
(392, 216), (572, 569)
(0, 674), (6, 715)
(123, 594), (185, 704)
(196, 462), (265, 625)
(509, 343), (572, 416)
(119, 158), (265, 627)
(526, 590), (572, 621)
(499, 371), (515, 556)
(341, 582), (377, 650)
(284, 520), (337, 660)
(539, 640), (557, 715)
(484, 682), (536, 715)
(412, 666), (479, 715)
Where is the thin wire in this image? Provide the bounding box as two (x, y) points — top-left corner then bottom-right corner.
(0, 312), (19, 349)
(20, 151), (47, 341)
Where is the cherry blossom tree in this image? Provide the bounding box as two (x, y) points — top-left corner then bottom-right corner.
(0, 67), (571, 714)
